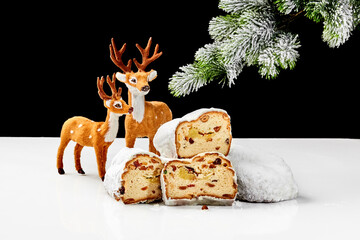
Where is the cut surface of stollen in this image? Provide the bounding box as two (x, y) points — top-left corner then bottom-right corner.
(161, 152), (237, 206)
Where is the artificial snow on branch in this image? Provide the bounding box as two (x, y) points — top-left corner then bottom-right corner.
(169, 0), (360, 97)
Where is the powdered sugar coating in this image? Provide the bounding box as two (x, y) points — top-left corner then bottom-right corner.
(153, 108), (229, 158)
(228, 144), (298, 203)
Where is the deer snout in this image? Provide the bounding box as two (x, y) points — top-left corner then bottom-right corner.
(141, 85), (150, 92)
(128, 107), (134, 114)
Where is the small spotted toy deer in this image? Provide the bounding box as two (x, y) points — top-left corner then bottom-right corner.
(109, 37), (172, 154)
(57, 74), (133, 181)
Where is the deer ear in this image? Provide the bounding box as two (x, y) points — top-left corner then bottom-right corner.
(148, 70), (157, 82)
(105, 100), (111, 108)
(116, 72), (127, 83)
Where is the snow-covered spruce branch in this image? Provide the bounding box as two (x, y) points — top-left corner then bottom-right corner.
(258, 32), (300, 79)
(169, 0), (360, 97)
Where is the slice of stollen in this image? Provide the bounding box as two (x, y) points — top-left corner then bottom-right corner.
(154, 108), (232, 159)
(104, 147), (164, 204)
(161, 152), (238, 206)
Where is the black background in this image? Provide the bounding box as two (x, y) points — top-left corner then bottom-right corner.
(2, 1), (360, 138)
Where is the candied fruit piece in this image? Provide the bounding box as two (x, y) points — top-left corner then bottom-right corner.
(178, 167), (196, 180)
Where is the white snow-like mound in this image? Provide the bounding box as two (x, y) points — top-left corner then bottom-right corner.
(228, 144), (298, 203)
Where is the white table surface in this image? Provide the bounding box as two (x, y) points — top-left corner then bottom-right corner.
(1, 137), (359, 240)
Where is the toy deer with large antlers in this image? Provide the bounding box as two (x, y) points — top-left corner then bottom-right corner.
(110, 37), (172, 154)
(57, 74), (133, 180)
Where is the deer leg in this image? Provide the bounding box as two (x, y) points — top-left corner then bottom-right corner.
(148, 135), (159, 155)
(125, 132), (136, 148)
(74, 143), (85, 174)
(57, 138), (70, 174)
(101, 145), (109, 179)
(94, 146), (105, 181)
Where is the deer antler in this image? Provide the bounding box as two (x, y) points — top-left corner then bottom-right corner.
(97, 76), (111, 100)
(109, 38), (132, 73)
(107, 73), (122, 98)
(133, 37), (163, 72)
(97, 74), (122, 100)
